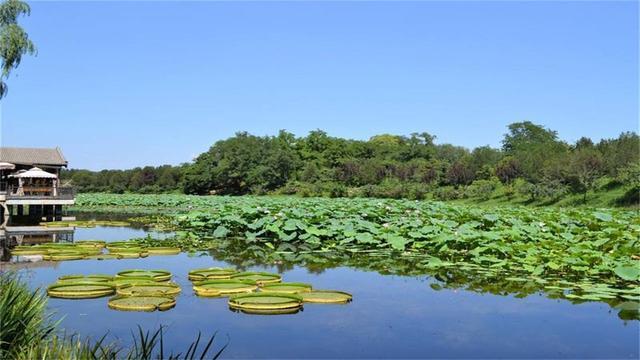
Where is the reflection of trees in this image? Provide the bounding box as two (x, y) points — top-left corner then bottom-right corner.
(204, 239), (637, 321)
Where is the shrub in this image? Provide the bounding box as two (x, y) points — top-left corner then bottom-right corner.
(433, 186), (461, 201)
(464, 178), (499, 200)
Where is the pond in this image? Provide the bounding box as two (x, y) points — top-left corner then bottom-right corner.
(2, 221), (638, 359)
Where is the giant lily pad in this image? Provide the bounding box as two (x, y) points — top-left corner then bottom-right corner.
(230, 272), (281, 285)
(47, 282), (115, 299)
(75, 240), (106, 249)
(188, 267), (237, 281)
(147, 247), (181, 255)
(106, 242), (141, 250)
(110, 277), (161, 288)
(193, 280), (257, 297)
(228, 293), (303, 311)
(43, 252), (86, 261)
(58, 274), (113, 283)
(108, 295), (176, 312)
(116, 269), (172, 282)
(84, 254), (120, 260)
(109, 248), (149, 259)
(260, 282), (312, 294)
(300, 290), (353, 303)
(116, 283), (181, 297)
(11, 247), (49, 256)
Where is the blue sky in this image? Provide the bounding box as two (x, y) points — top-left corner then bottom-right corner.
(0, 1), (637, 170)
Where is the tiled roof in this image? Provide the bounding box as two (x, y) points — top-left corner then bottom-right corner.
(0, 147), (68, 166)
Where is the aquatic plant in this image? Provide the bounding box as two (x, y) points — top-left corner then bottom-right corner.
(188, 267), (237, 281)
(108, 295), (176, 312)
(0, 273), (56, 358)
(47, 282), (116, 299)
(1, 274), (227, 358)
(116, 270), (172, 282)
(193, 280), (258, 297)
(229, 272), (282, 285)
(116, 283), (181, 297)
(260, 282), (313, 294)
(228, 293), (303, 311)
(301, 290), (353, 303)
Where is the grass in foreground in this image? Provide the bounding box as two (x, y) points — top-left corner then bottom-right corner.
(0, 272), (227, 360)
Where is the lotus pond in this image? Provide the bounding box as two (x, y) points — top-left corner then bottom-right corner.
(1, 212), (639, 358)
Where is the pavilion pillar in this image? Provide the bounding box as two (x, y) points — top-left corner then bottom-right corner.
(44, 205), (53, 222)
(54, 205), (62, 221)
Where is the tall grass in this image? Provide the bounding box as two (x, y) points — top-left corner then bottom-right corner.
(0, 272), (57, 356)
(0, 272), (227, 359)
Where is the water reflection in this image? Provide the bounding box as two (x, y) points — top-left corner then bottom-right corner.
(0, 226), (73, 264)
(204, 239), (639, 322)
(1, 222), (636, 359)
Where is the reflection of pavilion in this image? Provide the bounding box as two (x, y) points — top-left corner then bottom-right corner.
(0, 226), (74, 263)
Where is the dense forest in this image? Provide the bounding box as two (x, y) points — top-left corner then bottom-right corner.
(61, 122), (639, 205)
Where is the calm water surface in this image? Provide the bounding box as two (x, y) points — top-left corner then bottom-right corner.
(4, 224), (639, 359)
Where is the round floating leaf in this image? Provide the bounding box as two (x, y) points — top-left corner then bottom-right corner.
(43, 222), (74, 228)
(58, 274), (113, 283)
(105, 242), (141, 250)
(109, 248), (149, 258)
(47, 282), (115, 299)
(108, 295), (176, 312)
(300, 290), (353, 304)
(43, 252), (86, 261)
(188, 267), (237, 281)
(230, 272), (282, 285)
(230, 307), (301, 316)
(110, 277), (161, 288)
(193, 280), (258, 297)
(614, 265), (640, 281)
(260, 282), (313, 294)
(228, 293), (303, 311)
(11, 247), (49, 256)
(116, 282), (181, 297)
(84, 254), (120, 260)
(116, 269), (172, 282)
(95, 221), (130, 227)
(147, 247), (181, 255)
(75, 240), (106, 249)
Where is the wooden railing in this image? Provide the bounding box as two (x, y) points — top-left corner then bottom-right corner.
(6, 185), (75, 200)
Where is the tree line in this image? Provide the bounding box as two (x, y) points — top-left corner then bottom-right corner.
(61, 122), (639, 205)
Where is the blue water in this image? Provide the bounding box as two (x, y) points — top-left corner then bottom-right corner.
(6, 225), (639, 359)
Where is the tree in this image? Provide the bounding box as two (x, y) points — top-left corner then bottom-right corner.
(502, 121), (568, 182)
(0, 0), (36, 98)
(446, 160), (474, 188)
(495, 156), (521, 184)
(567, 149), (604, 202)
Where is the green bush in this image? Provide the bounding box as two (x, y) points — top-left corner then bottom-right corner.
(464, 178), (500, 200)
(433, 186), (461, 201)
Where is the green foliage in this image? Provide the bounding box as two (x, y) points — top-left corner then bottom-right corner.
(66, 123), (638, 207)
(464, 178), (500, 200)
(0, 0), (35, 98)
(0, 272), (55, 358)
(83, 194), (640, 299)
(62, 165), (184, 194)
